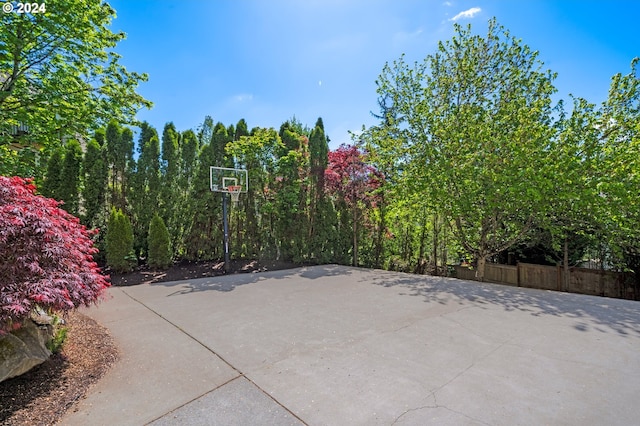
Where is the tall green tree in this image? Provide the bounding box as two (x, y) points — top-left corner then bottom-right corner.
(106, 208), (134, 273)
(161, 122), (180, 179)
(180, 130), (199, 186)
(83, 138), (109, 228)
(309, 118), (328, 193)
(227, 127), (284, 259)
(272, 125), (309, 262)
(184, 123), (230, 260)
(94, 128), (106, 146)
(371, 19), (558, 280)
(211, 122), (232, 167)
(148, 213), (172, 269)
(41, 147), (64, 200)
(598, 59), (640, 271)
(171, 129), (199, 257)
(160, 122), (181, 251)
(121, 126), (135, 203)
(235, 119), (249, 141)
(0, 1), (150, 175)
(104, 120), (133, 211)
(539, 97), (604, 289)
(308, 118), (335, 262)
(129, 122), (161, 259)
(105, 120), (121, 209)
(197, 115), (214, 147)
(231, 119), (254, 255)
(58, 139), (83, 216)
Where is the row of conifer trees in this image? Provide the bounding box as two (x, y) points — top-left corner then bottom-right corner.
(39, 116), (389, 272)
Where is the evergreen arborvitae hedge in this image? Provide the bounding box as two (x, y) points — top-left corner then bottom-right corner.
(106, 208), (134, 273)
(41, 148), (64, 200)
(148, 213), (172, 269)
(59, 139), (83, 216)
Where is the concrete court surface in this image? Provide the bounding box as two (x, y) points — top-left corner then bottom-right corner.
(61, 264), (640, 425)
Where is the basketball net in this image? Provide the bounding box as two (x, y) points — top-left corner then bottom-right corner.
(227, 185), (242, 206)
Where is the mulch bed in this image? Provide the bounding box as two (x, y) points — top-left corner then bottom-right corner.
(108, 258), (300, 287)
(0, 311), (118, 425)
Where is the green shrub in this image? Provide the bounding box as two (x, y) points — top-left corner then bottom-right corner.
(0, 176), (110, 333)
(46, 314), (68, 354)
(106, 208), (135, 273)
(58, 139), (83, 216)
(148, 213), (172, 269)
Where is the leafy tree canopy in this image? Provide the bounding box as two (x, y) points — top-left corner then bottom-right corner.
(0, 0), (151, 174)
(368, 18), (558, 279)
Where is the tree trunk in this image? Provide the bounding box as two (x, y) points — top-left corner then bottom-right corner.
(476, 255), (486, 282)
(352, 205), (358, 267)
(418, 209), (427, 261)
(374, 197), (386, 268)
(432, 213), (438, 276)
(563, 238), (569, 292)
(441, 221), (448, 276)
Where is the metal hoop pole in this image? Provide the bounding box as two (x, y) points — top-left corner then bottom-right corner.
(222, 192), (230, 273)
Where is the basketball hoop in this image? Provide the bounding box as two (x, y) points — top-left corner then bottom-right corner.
(227, 185), (242, 205)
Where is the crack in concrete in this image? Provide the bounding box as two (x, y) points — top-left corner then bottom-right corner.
(391, 403), (436, 425)
(436, 404), (493, 426)
(398, 326), (517, 426)
(390, 401), (492, 426)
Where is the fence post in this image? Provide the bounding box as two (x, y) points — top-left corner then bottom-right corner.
(516, 262), (520, 287)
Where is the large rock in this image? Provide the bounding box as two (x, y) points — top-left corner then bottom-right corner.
(0, 319), (53, 383)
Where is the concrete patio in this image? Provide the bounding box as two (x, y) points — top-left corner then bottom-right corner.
(62, 265), (640, 425)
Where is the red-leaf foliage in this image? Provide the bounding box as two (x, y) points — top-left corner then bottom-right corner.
(0, 176), (110, 334)
(325, 144), (384, 206)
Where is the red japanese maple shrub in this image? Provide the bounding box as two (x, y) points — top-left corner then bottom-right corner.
(325, 144), (384, 206)
(0, 176), (110, 334)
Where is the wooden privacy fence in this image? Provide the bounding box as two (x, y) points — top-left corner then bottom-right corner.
(453, 263), (637, 300)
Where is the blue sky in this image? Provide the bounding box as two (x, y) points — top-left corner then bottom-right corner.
(109, 0), (639, 148)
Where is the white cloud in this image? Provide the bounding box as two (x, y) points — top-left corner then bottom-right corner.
(450, 7), (481, 21)
(232, 94), (253, 103)
(443, 1), (453, 6)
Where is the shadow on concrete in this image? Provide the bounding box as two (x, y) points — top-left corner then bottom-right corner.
(154, 264), (353, 296)
(298, 264), (353, 279)
(365, 271), (640, 339)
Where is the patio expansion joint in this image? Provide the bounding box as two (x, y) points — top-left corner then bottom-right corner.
(120, 288), (309, 426)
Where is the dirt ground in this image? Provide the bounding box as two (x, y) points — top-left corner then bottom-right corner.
(0, 311), (117, 426)
(108, 258), (301, 287)
(0, 258), (300, 425)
